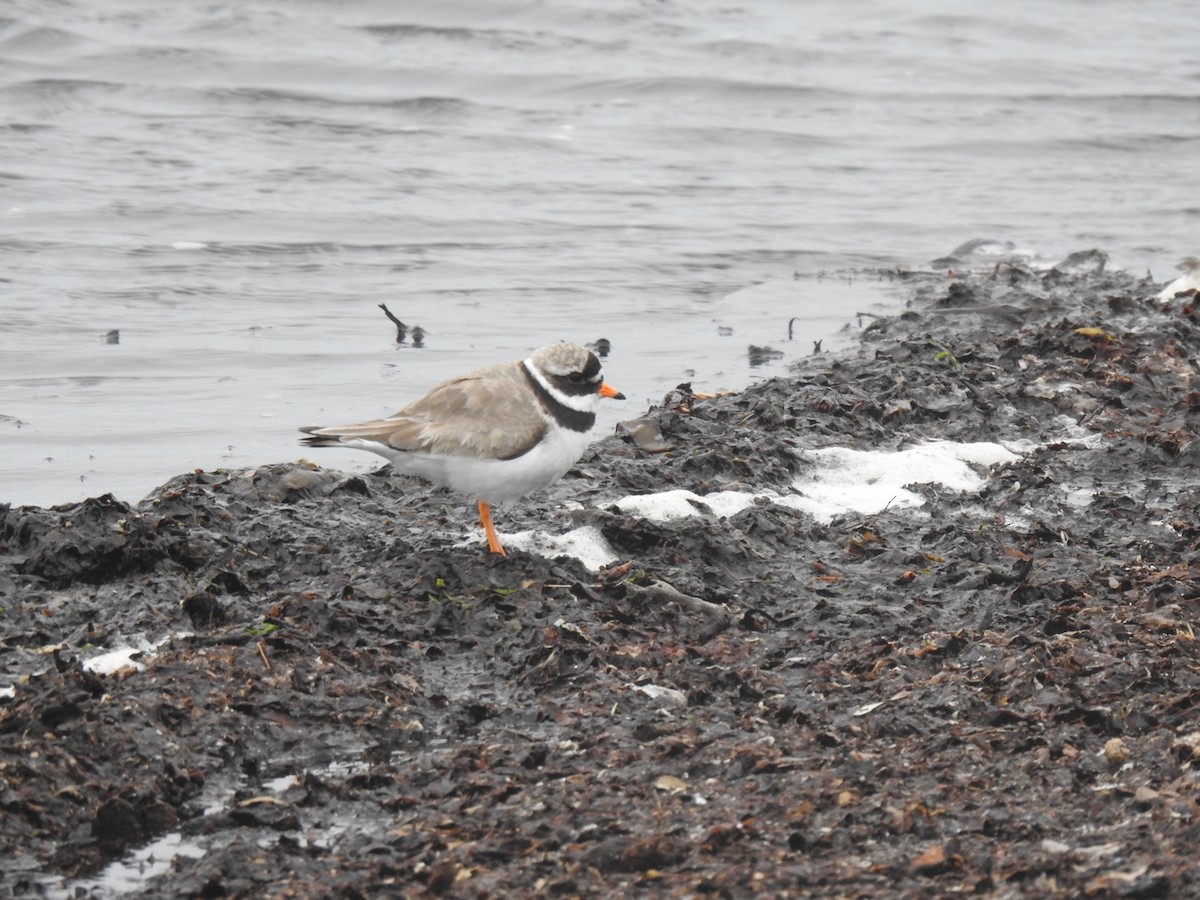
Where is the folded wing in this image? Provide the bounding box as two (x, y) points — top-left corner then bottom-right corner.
(300, 363), (547, 461)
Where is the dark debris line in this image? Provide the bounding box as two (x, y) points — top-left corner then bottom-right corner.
(3, 261), (1200, 897)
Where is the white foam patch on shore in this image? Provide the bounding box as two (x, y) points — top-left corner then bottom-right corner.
(614, 489), (762, 523)
(784, 441), (1021, 523)
(615, 440), (1021, 528)
(81, 635), (181, 675)
(498, 525), (619, 570)
(489, 441), (1021, 570)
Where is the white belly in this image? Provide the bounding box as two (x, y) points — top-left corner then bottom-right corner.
(348, 425), (593, 504)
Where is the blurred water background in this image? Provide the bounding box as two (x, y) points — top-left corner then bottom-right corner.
(2, 0), (1198, 507)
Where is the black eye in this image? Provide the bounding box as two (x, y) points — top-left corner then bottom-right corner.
(568, 372), (585, 384)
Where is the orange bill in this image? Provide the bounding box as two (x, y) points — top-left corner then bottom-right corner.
(600, 382), (625, 400)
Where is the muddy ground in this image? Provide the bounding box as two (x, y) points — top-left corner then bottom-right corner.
(4, 253), (1200, 898)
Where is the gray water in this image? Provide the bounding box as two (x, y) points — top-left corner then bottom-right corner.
(2, 0), (1198, 508)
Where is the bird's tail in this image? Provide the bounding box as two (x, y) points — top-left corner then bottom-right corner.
(298, 426), (342, 448)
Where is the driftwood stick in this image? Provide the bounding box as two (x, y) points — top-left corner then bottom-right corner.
(625, 579), (732, 630)
(378, 303), (407, 342)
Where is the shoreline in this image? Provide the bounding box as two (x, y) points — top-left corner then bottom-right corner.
(5, 255), (1200, 897)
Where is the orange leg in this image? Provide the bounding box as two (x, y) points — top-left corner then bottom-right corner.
(477, 500), (507, 556)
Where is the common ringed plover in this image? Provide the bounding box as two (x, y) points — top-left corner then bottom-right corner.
(300, 342), (624, 556)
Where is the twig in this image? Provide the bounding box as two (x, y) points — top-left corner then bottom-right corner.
(625, 579), (732, 633)
(378, 303), (407, 343)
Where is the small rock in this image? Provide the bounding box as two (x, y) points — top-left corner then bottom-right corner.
(1134, 786), (1160, 805)
(634, 684), (687, 707)
(1103, 737), (1130, 765)
(617, 417), (675, 452)
(92, 797), (142, 847)
(911, 844), (948, 872)
(654, 775), (688, 794)
(583, 835), (688, 873)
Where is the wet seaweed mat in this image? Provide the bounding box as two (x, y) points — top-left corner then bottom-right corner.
(3, 259), (1200, 897)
